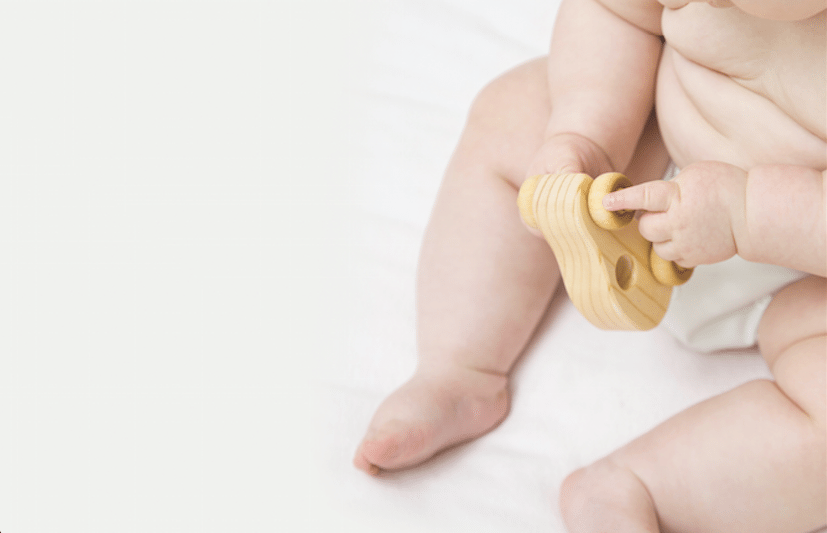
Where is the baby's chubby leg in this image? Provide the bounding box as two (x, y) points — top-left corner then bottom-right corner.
(354, 55), (671, 475)
(353, 58), (559, 474)
(561, 276), (826, 533)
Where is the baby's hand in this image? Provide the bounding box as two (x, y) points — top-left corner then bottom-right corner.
(602, 161), (748, 268)
(521, 132), (616, 237)
(524, 132), (614, 180)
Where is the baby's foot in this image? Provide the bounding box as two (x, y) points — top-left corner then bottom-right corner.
(353, 365), (510, 475)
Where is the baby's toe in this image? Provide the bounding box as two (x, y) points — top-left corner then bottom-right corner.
(352, 450), (381, 476)
(358, 421), (430, 471)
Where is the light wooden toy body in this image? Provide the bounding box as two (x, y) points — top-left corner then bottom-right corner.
(518, 172), (692, 331)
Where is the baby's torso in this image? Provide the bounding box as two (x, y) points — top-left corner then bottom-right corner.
(655, 2), (826, 171)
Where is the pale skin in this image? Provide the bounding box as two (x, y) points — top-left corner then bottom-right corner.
(354, 0), (827, 530)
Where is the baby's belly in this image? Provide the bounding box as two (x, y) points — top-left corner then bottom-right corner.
(656, 45), (827, 171)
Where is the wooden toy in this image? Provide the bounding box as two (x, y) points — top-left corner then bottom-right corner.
(518, 172), (693, 330)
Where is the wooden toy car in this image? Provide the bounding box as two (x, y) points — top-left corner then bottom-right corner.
(518, 172), (692, 330)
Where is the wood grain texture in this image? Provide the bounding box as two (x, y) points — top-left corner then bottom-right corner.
(519, 173), (684, 330)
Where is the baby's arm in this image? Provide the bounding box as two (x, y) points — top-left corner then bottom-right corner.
(738, 165), (825, 275)
(531, 0), (664, 176)
(603, 162), (827, 276)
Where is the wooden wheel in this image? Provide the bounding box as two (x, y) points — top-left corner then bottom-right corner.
(649, 246), (693, 286)
(588, 172), (634, 230)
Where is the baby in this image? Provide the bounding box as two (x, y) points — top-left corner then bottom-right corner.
(355, 0), (826, 531)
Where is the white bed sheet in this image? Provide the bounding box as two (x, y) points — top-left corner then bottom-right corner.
(318, 1), (818, 532)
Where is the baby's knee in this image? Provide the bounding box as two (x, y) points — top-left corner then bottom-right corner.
(465, 58), (548, 132)
(558, 465), (598, 522)
(455, 58), (551, 193)
(758, 276), (826, 363)
(558, 459), (657, 528)
(756, 277), (826, 428)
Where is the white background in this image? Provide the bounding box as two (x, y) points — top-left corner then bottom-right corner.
(0, 1), (371, 530)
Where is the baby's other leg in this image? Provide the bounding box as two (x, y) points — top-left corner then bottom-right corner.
(560, 276), (826, 533)
(353, 58), (558, 474)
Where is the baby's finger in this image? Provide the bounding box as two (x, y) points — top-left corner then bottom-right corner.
(651, 240), (679, 263)
(637, 212), (673, 244)
(602, 180), (678, 213)
(651, 242), (693, 271)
